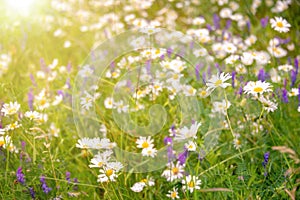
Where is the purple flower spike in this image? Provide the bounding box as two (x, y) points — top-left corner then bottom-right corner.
(40, 176), (52, 194)
(213, 14), (220, 29)
(29, 187), (35, 198)
(164, 137), (173, 145)
(246, 20), (251, 32)
(291, 70), (297, 87)
(258, 69), (266, 82)
(225, 19), (231, 29)
(167, 48), (173, 57)
(231, 71), (236, 88)
(295, 58), (299, 74)
(66, 171), (71, 183)
(282, 88), (289, 103)
(28, 89), (34, 111)
(260, 17), (269, 28)
(195, 64), (200, 81)
(178, 148), (188, 165)
(16, 167), (25, 185)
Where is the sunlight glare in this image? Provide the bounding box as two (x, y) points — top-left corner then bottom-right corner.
(5, 0), (35, 15)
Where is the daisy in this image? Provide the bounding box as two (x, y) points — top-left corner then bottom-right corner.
(182, 175), (201, 193)
(198, 88), (210, 98)
(1, 101), (20, 116)
(166, 187), (180, 199)
(89, 151), (112, 168)
(174, 122), (201, 140)
(130, 182), (146, 192)
(162, 162), (185, 181)
(212, 100), (231, 115)
(243, 81), (273, 96)
(49, 123), (59, 137)
(258, 97), (278, 113)
(76, 138), (94, 149)
(288, 88), (299, 97)
(233, 134), (242, 149)
(78, 65), (93, 78)
(141, 147), (157, 157)
(6, 121), (22, 131)
(104, 97), (114, 109)
(0, 128), (5, 135)
(270, 17), (291, 33)
(136, 136), (154, 149)
(97, 167), (117, 182)
(24, 111), (41, 121)
(278, 64), (293, 72)
(206, 72), (232, 92)
(185, 140), (197, 152)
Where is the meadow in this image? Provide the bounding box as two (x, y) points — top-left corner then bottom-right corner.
(0, 0), (300, 199)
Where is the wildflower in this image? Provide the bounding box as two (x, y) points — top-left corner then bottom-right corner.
(1, 101), (20, 116)
(49, 123), (59, 137)
(24, 111), (41, 121)
(178, 148), (188, 165)
(6, 121), (22, 131)
(166, 187), (180, 199)
(40, 176), (52, 194)
(262, 152), (270, 176)
(141, 147), (157, 157)
(270, 17), (291, 33)
(89, 150), (112, 168)
(66, 172), (71, 184)
(258, 97), (278, 113)
(282, 88), (289, 103)
(182, 175), (202, 193)
(290, 70), (297, 87)
(97, 167), (117, 182)
(257, 69), (268, 82)
(130, 182), (146, 192)
(212, 100), (231, 115)
(233, 134), (242, 149)
(185, 141), (197, 152)
(243, 81), (273, 96)
(278, 64), (293, 72)
(260, 17), (269, 28)
(29, 187), (35, 199)
(16, 167), (25, 185)
(174, 122), (201, 140)
(162, 162), (185, 182)
(206, 72), (232, 92)
(288, 88), (299, 97)
(136, 136), (154, 149)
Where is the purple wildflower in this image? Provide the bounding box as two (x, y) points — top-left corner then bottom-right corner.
(28, 89), (34, 111)
(167, 48), (173, 57)
(231, 71), (236, 88)
(282, 88), (289, 103)
(258, 69), (266, 82)
(291, 70), (297, 87)
(225, 19), (231, 29)
(238, 86), (243, 95)
(298, 85), (300, 106)
(29, 187), (35, 199)
(16, 167), (25, 185)
(164, 137), (173, 145)
(30, 74), (37, 87)
(295, 58), (299, 74)
(73, 178), (78, 191)
(178, 148), (188, 165)
(260, 17), (269, 28)
(146, 60), (151, 74)
(66, 171), (71, 184)
(40, 176), (52, 194)
(246, 20), (251, 32)
(262, 152), (270, 176)
(213, 14), (220, 29)
(206, 24), (213, 31)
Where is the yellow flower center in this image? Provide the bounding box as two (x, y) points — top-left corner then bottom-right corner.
(171, 191), (177, 198)
(98, 162), (103, 167)
(188, 181), (195, 188)
(276, 22), (283, 28)
(172, 167), (179, 175)
(112, 71), (118, 77)
(236, 139), (241, 145)
(0, 141), (5, 146)
(141, 179), (148, 183)
(200, 90), (207, 96)
(142, 141), (149, 148)
(215, 79), (223, 86)
(106, 169), (113, 177)
(253, 87), (263, 93)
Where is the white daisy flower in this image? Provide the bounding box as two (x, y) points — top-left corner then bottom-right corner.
(141, 147), (157, 157)
(278, 64), (293, 72)
(0, 128), (5, 135)
(212, 100), (231, 115)
(49, 123), (60, 137)
(206, 72), (232, 92)
(288, 88), (299, 97)
(136, 136), (154, 149)
(175, 122), (201, 140)
(166, 187), (180, 199)
(24, 111), (41, 121)
(182, 175), (202, 193)
(76, 138), (94, 149)
(97, 167), (117, 183)
(104, 97), (114, 109)
(89, 151), (112, 168)
(185, 140), (197, 151)
(130, 182), (146, 192)
(6, 121), (22, 131)
(243, 81), (273, 96)
(1, 101), (20, 116)
(258, 96), (278, 113)
(270, 17), (291, 33)
(162, 162), (185, 182)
